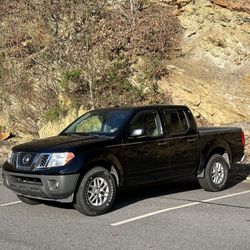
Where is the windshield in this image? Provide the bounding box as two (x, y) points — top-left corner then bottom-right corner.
(62, 110), (131, 136)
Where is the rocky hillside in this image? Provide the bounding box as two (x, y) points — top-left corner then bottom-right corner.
(1, 0), (178, 136)
(163, 0), (250, 161)
(0, 0), (249, 153)
(161, 0), (250, 125)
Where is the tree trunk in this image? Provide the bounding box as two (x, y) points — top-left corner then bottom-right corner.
(130, 0), (135, 16)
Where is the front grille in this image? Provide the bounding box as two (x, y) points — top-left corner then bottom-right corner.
(17, 152), (37, 169)
(12, 152), (52, 170)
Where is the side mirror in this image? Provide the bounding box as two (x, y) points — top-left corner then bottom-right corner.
(130, 128), (144, 137)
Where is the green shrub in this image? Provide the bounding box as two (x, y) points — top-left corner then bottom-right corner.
(60, 69), (81, 89)
(43, 105), (68, 122)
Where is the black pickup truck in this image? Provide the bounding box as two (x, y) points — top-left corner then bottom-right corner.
(2, 105), (245, 215)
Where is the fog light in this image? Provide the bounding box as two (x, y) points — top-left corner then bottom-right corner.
(48, 180), (59, 191)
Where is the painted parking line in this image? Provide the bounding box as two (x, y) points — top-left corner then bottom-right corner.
(111, 190), (250, 226)
(0, 181), (3, 184)
(0, 201), (22, 207)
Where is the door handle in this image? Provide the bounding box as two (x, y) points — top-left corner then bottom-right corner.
(187, 138), (196, 143)
(158, 139), (168, 146)
(158, 142), (168, 146)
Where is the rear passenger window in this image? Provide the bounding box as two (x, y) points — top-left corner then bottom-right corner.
(163, 110), (189, 135)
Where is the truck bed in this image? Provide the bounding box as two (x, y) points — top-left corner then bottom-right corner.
(198, 127), (244, 163)
(198, 127), (242, 135)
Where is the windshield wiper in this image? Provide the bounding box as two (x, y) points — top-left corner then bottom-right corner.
(62, 132), (112, 138)
(61, 132), (89, 137)
(87, 133), (112, 138)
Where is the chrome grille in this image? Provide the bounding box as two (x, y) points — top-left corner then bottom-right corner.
(11, 152), (52, 169)
(36, 154), (51, 169)
(17, 152), (37, 169)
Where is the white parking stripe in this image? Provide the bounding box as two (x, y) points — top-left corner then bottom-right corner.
(111, 190), (250, 226)
(0, 181), (3, 184)
(0, 201), (22, 207)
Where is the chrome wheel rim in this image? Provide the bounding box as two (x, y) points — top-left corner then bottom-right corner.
(211, 162), (225, 185)
(87, 177), (109, 206)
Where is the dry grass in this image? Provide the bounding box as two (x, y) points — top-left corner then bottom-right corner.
(0, 0), (181, 135)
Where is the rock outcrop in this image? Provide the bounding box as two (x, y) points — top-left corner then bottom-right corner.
(213, 0), (250, 14)
(160, 0), (250, 124)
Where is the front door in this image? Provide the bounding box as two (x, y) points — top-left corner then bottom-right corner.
(122, 110), (170, 186)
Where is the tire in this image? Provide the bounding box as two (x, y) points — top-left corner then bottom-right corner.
(17, 195), (42, 205)
(198, 154), (229, 192)
(74, 167), (117, 216)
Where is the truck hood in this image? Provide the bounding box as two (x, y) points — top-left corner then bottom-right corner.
(12, 135), (114, 152)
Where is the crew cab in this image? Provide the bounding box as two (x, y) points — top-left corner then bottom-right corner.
(2, 105), (245, 215)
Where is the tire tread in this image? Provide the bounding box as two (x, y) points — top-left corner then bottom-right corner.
(198, 154), (229, 192)
(75, 167), (117, 216)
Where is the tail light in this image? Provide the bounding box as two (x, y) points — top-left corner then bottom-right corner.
(241, 130), (245, 147)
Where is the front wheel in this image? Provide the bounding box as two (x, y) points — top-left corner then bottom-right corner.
(74, 167), (117, 216)
(198, 154), (229, 192)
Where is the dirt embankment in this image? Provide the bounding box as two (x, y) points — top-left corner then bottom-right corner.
(160, 0), (250, 124)
(0, 141), (11, 165)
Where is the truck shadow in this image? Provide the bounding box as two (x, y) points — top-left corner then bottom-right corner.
(113, 177), (201, 211)
(44, 164), (249, 212)
(112, 164), (250, 212)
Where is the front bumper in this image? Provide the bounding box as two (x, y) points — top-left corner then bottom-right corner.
(2, 170), (80, 203)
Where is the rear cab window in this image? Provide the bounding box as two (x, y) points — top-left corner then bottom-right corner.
(162, 109), (189, 136)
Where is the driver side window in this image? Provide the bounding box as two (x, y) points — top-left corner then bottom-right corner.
(129, 110), (163, 138)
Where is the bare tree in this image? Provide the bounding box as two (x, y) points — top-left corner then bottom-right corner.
(82, 0), (109, 108)
(130, 0), (135, 16)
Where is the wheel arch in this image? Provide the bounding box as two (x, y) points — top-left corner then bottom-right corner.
(74, 153), (125, 201)
(197, 139), (232, 178)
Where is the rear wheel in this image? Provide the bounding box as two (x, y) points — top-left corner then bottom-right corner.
(17, 195), (41, 205)
(74, 167), (117, 216)
(198, 154), (229, 192)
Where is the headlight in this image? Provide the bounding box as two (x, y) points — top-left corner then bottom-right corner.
(47, 152), (75, 168)
(7, 150), (13, 164)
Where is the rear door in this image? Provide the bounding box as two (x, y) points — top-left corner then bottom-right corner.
(162, 108), (200, 177)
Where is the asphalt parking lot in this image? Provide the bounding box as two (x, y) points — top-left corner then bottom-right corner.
(0, 167), (249, 250)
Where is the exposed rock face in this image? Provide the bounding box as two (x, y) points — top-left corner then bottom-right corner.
(213, 0), (250, 14)
(160, 0), (250, 124)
